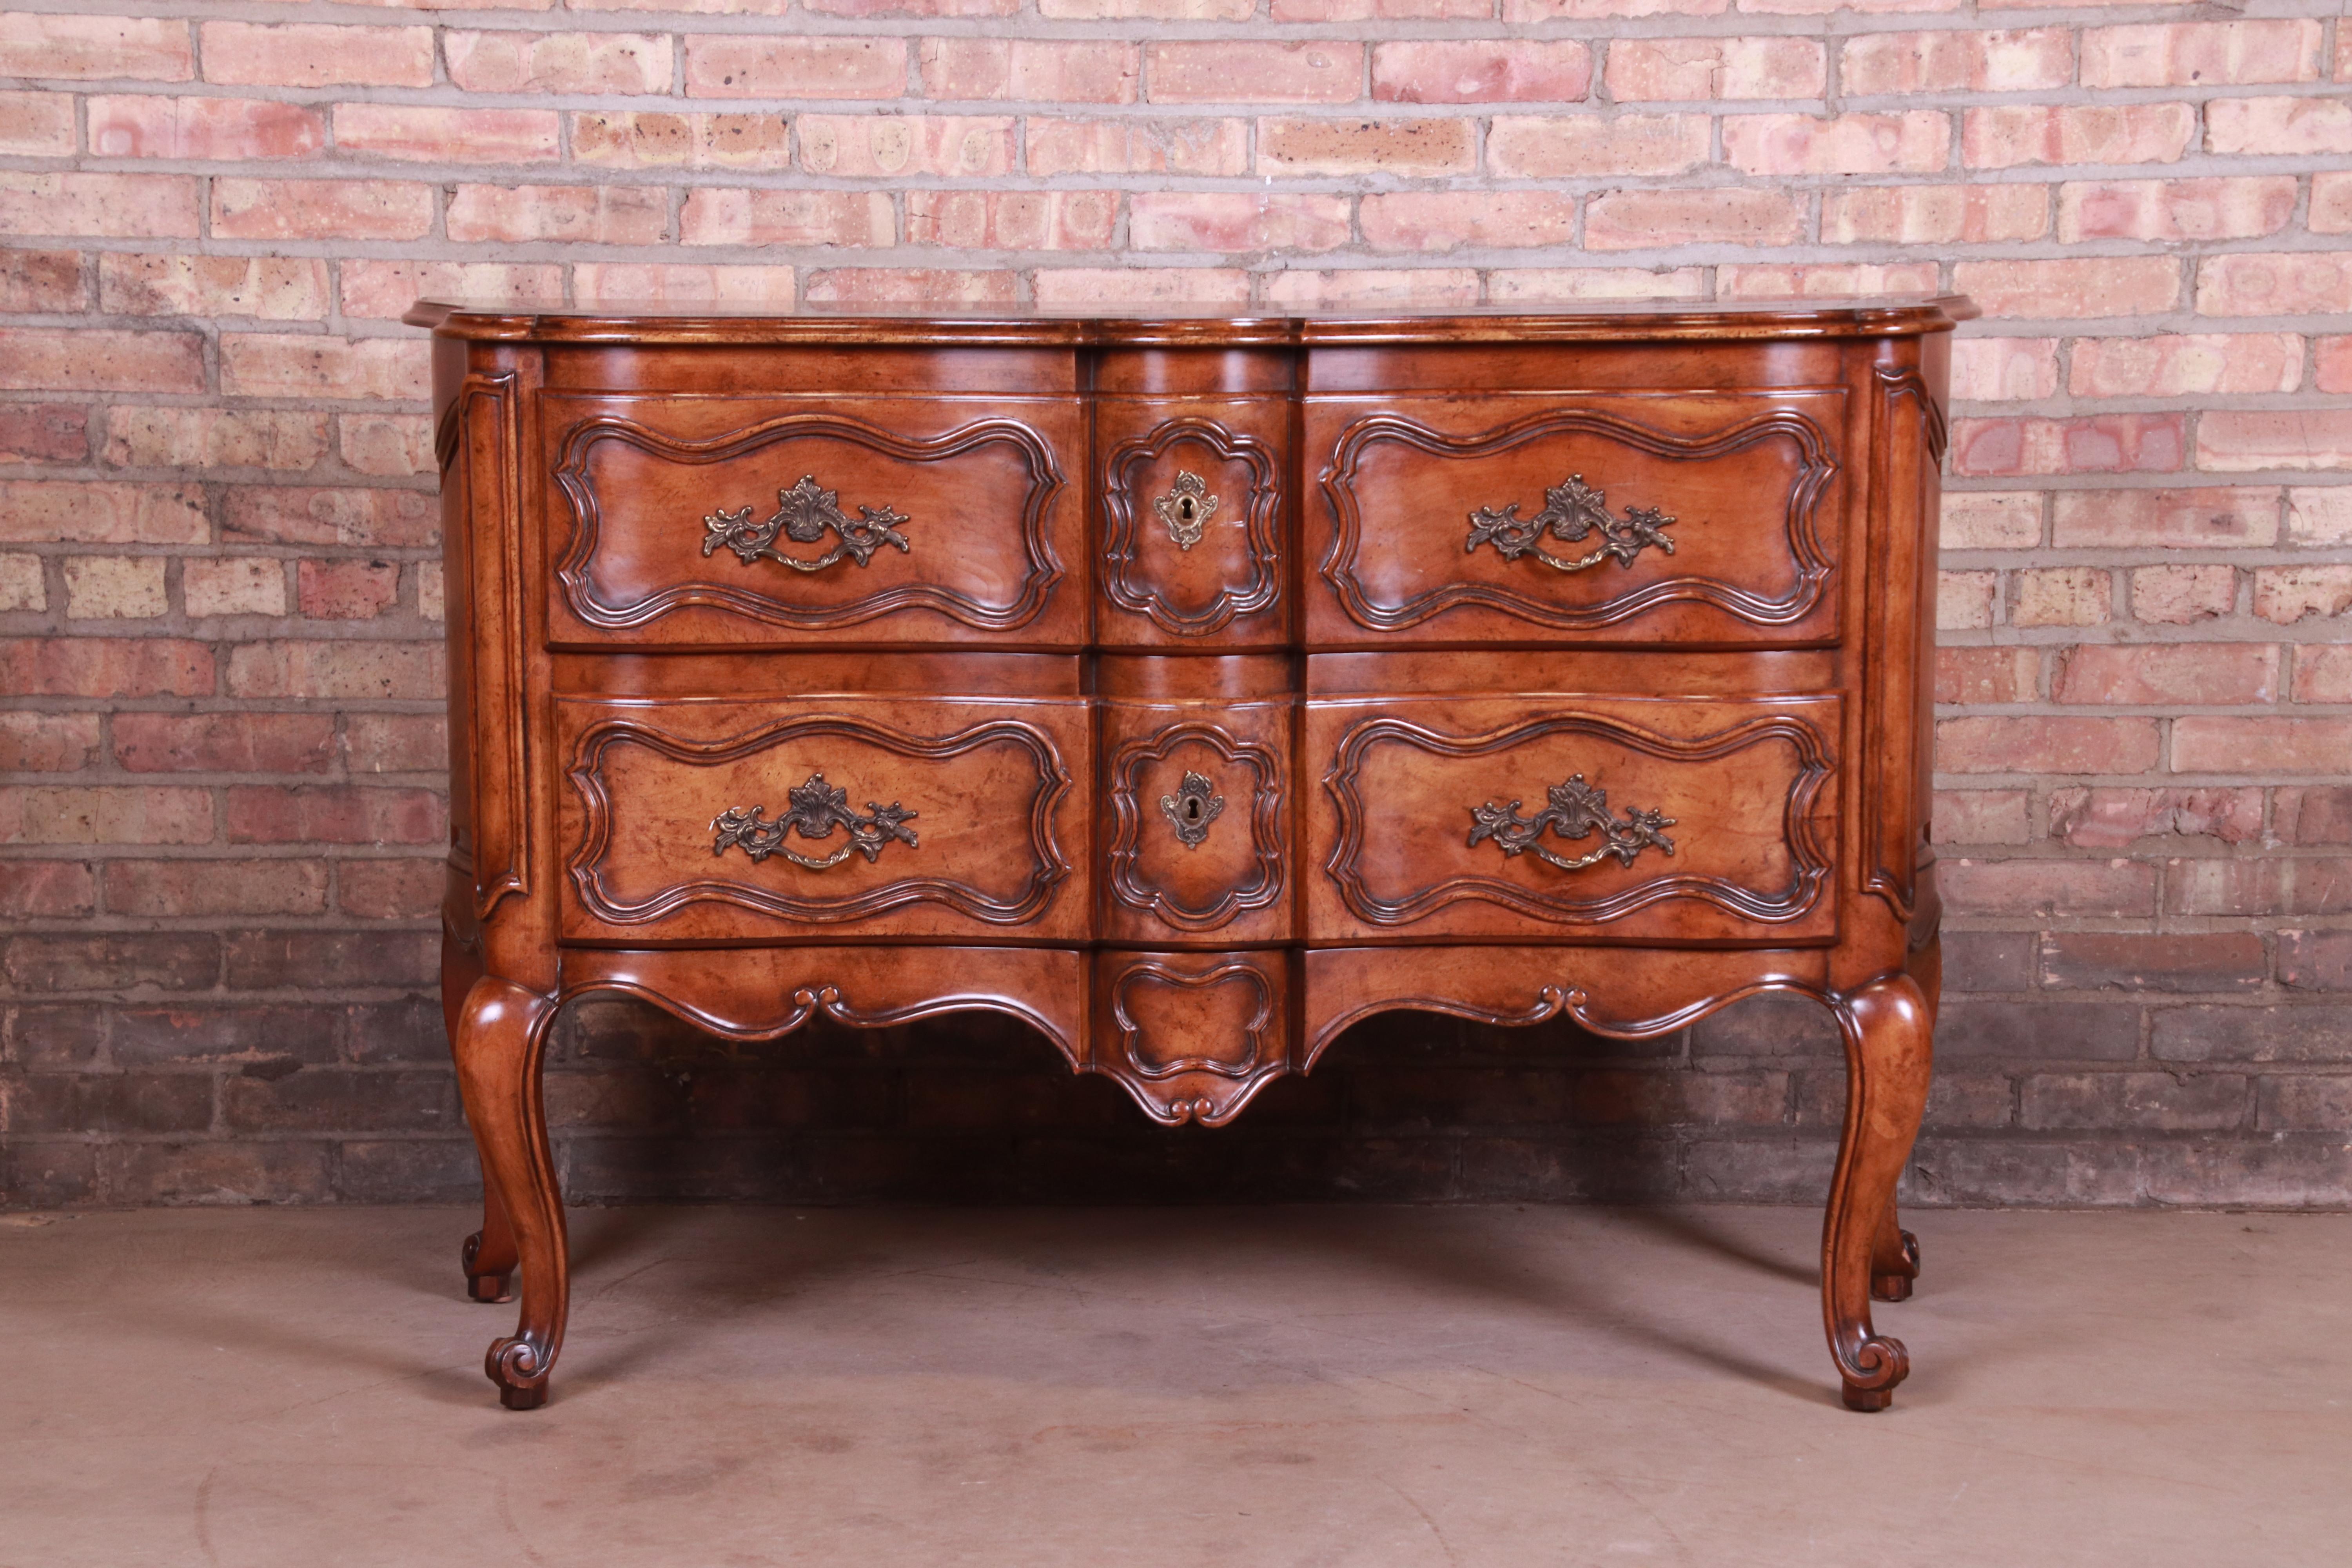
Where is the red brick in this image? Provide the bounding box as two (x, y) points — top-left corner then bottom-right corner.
(910, 190), (1120, 250)
(333, 106), (561, 165)
(1950, 338), (2058, 401)
(1029, 117), (1247, 176)
(223, 641), (443, 701)
(2279, 931), (2352, 991)
(0, 248), (80, 312)
(5, 933), (220, 994)
(1936, 716), (2160, 773)
(0, 172), (198, 238)
(200, 22), (434, 88)
(2054, 644), (2278, 706)
(2132, 565), (2238, 626)
(1723, 112), (1948, 176)
(2312, 174), (2352, 237)
(1936, 647), (2039, 704)
(446, 184), (668, 245)
(2080, 20), (2322, 88)
(2167, 859), (2352, 918)
(226, 786), (446, 846)
(2276, 788), (2352, 846)
(343, 715), (447, 775)
(0, 638), (210, 698)
(2319, 337), (2352, 396)
(0, 712), (99, 772)
(2071, 335), (2300, 399)
(293, 559), (399, 621)
(336, 858), (445, 920)
(2196, 253), (2352, 316)
(681, 189), (894, 247)
(2205, 97), (2352, 157)
(1841, 28), (2071, 93)
(113, 713), (335, 776)
(0, 786), (212, 846)
(2057, 178), (2297, 244)
(1606, 38), (1823, 100)
(2049, 787), (2263, 849)
(1939, 858), (2158, 919)
(1583, 189), (1803, 250)
(918, 40), (1138, 103)
(444, 30), (671, 94)
(2293, 646), (2352, 704)
(1128, 192), (1345, 253)
(218, 337), (429, 402)
(2173, 717), (2352, 774)
(223, 487), (437, 548)
(803, 269), (1020, 307)
(685, 36), (905, 98)
(1361, 192), (1577, 252)
(86, 95), (321, 160)
(1152, 41), (1364, 103)
(2051, 486), (2278, 549)
(799, 114), (1014, 178)
(2252, 566), (2352, 623)
(99, 254), (327, 320)
(0, 862), (96, 919)
(1486, 114), (1709, 178)
(2040, 934), (2267, 994)
(0, 479), (205, 543)
(1951, 415), (2184, 476)
(1952, 257), (2180, 319)
(1370, 40), (1590, 102)
(1256, 118), (1474, 177)
(1963, 104), (2193, 169)
(0, 15), (191, 81)
(1030, 268), (1249, 307)
(1825, 185), (2046, 246)
(212, 178), (433, 241)
(104, 407), (326, 471)
(337, 261), (561, 321)
(1940, 492), (2041, 549)
(107, 859), (330, 918)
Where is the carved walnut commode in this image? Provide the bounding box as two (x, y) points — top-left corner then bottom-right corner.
(408, 296), (1971, 1414)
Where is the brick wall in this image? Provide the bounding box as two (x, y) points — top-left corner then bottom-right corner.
(2, 2), (2347, 1209)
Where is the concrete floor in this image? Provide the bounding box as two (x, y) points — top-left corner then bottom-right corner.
(1, 1206), (2346, 1567)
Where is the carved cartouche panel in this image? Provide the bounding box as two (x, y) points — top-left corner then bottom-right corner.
(1098, 411), (1284, 641)
(560, 699), (1083, 942)
(1101, 709), (1289, 941)
(1311, 393), (1842, 642)
(1312, 696), (1840, 943)
(549, 400), (1072, 642)
(1095, 953), (1292, 1127)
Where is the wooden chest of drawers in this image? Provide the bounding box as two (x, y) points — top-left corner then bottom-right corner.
(410, 297), (1969, 1414)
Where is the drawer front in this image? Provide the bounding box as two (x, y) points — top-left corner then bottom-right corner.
(546, 395), (1082, 646)
(1098, 698), (1292, 944)
(1306, 693), (1840, 944)
(1096, 399), (1288, 646)
(1091, 950), (1293, 1127)
(1307, 390), (1846, 645)
(559, 695), (1088, 942)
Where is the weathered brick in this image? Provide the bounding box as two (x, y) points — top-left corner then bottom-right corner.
(1936, 568), (1996, 630)
(0, 713), (98, 773)
(919, 40), (1139, 104)
(211, 178), (434, 242)
(1370, 41), (1589, 102)
(4, 933), (220, 994)
(2052, 487), (2278, 549)
(1582, 188), (1804, 250)
(2293, 646), (2352, 703)
(1937, 716), (2158, 773)
(200, 22), (434, 88)
(108, 859), (330, 918)
(2014, 566), (2116, 626)
(182, 558), (289, 619)
(2174, 717), (2352, 775)
(2131, 565), (2237, 626)
(1952, 416), (2183, 477)
(800, 114), (1013, 178)
(2286, 488), (2352, 546)
(2166, 859), (2352, 918)
(0, 862), (97, 920)
(803, 269), (1018, 307)
(1936, 647), (2038, 704)
(2153, 1005), (2352, 1064)
(1486, 115), (1709, 178)
(913, 190), (1122, 250)
(1722, 112), (1948, 176)
(88, 96), (323, 160)
(1964, 104), (2194, 169)
(2201, 413), (2352, 475)
(1262, 269), (1481, 308)
(1934, 789), (2031, 845)
(105, 408), (327, 472)
(1486, 267), (1706, 303)
(223, 931), (437, 991)
(1717, 263), (1942, 300)
(0, 637), (212, 698)
(447, 30), (672, 94)
(2205, 97), (2352, 158)
(2080, 21), (2322, 89)
(0, 552), (40, 611)
(338, 415), (433, 479)
(1830, 185), (2047, 247)
(681, 189), (895, 247)
(1936, 1002), (2141, 1062)
(572, 264), (800, 306)
(2257, 1076), (2352, 1132)
(1842, 28), (2071, 93)
(2020, 1073), (2248, 1131)
(2053, 644), (2277, 706)
(1258, 118), (1475, 177)
(337, 858), (444, 921)
(2253, 566), (2352, 624)
(219, 337), (429, 402)
(1950, 338), (2058, 401)
(338, 261), (561, 321)
(226, 786), (445, 846)
(2278, 931), (2352, 993)
(61, 555), (167, 619)
(0, 330), (203, 395)
(223, 1068), (450, 1134)
(6, 1073), (214, 1137)
(2196, 254), (2352, 317)
(2040, 934), (2266, 994)
(1156, 41), (1365, 103)
(0, 479), (207, 542)
(0, 91), (71, 156)
(224, 641), (443, 701)
(1607, 38), (1823, 100)
(685, 36), (902, 98)
(1030, 117), (1247, 176)
(446, 185), (668, 246)
(113, 713), (333, 776)
(0, 402), (87, 463)
(1951, 257), (2181, 319)
(99, 254), (328, 320)
(1940, 857), (2158, 918)
(1940, 491), (2041, 549)
(1361, 192), (1578, 252)
(0, 15), (192, 82)
(333, 106), (561, 165)
(2049, 787), (2262, 849)
(2057, 178), (2298, 245)
(0, 248), (81, 312)
(101, 1141), (334, 1205)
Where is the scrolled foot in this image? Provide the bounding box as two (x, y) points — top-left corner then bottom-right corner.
(1833, 1332), (1909, 1413)
(461, 1230), (514, 1304)
(1842, 1383), (1895, 1413)
(487, 1333), (553, 1411)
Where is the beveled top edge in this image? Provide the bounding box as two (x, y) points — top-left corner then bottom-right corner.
(403, 295), (1978, 345)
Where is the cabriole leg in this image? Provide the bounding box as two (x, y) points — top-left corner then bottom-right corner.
(1871, 1200), (1920, 1304)
(441, 935), (514, 1303)
(1822, 972), (1933, 1412)
(452, 975), (566, 1411)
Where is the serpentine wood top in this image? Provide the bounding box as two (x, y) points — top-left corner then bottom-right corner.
(404, 295), (1977, 346)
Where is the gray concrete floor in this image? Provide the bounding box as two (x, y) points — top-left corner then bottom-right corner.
(1, 1205), (2347, 1566)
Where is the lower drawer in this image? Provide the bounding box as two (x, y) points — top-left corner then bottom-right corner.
(557, 694), (1090, 942)
(1304, 692), (1842, 944)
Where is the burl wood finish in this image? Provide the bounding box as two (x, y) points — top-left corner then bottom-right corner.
(411, 297), (1970, 1414)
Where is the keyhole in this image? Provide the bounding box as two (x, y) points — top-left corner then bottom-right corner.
(1184, 798), (1201, 821)
(1176, 497), (1196, 521)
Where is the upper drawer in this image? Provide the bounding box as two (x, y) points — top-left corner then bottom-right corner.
(544, 395), (1083, 647)
(1306, 390), (1846, 646)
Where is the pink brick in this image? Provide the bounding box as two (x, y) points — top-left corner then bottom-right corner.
(100, 254), (326, 320)
(224, 641), (444, 701)
(1030, 269), (1250, 307)
(1717, 263), (1941, 300)
(2310, 173), (2352, 236)
(2057, 177), (2297, 243)
(1937, 716), (2159, 773)
(2253, 565), (2352, 623)
(1041, 0), (1251, 13)
(1505, 0), (1730, 15)
(0, 787), (213, 847)
(2292, 646), (2352, 704)
(2055, 644), (2278, 705)
(1583, 188), (1804, 250)
(2013, 566), (2114, 626)
(1964, 103), (2193, 169)
(0, 712), (100, 772)
(1940, 858), (2159, 921)
(1486, 267), (1708, 302)
(2319, 338), (2352, 396)
(0, 172), (197, 238)
(1951, 338), (2058, 401)
(570, 112), (792, 171)
(334, 106), (561, 165)
(1274, 0), (1491, 15)
(1128, 192), (1348, 252)
(1941, 492), (2042, 549)
(1952, 414), (2184, 476)
(0, 406), (85, 464)
(910, 189), (1120, 250)
(1604, 37), (1823, 100)
(1486, 114), (1709, 178)
(2172, 717), (2352, 773)
(0, 861), (96, 919)
(1030, 118), (1247, 176)
(0, 249), (82, 312)
(804, 0), (1011, 11)
(2205, 97), (2352, 156)
(681, 189), (894, 247)
(685, 36), (906, 98)
(1936, 646), (2040, 704)
(446, 185), (668, 245)
(799, 114), (1013, 177)
(2196, 253), (2352, 317)
(218, 337), (429, 402)
(0, 332), (203, 395)
(1256, 118), (1474, 177)
(2200, 412), (2352, 474)
(2051, 487), (2280, 548)
(571, 264), (799, 305)
(1737, 0), (1962, 15)
(2131, 564), (2237, 625)
(212, 178), (432, 241)
(1153, 42), (1364, 103)
(1361, 191), (1577, 252)
(1370, 41), (1591, 102)
(0, 91), (72, 155)
(1842, 28), (2073, 93)
(1724, 112), (1948, 174)
(0, 15), (191, 82)
(804, 269), (1020, 307)
(0, 637), (212, 698)
(2049, 788), (2263, 850)
(1260, 269), (1482, 307)
(1824, 184), (2046, 245)
(919, 40), (1139, 103)
(87, 95), (320, 160)
(297, 560), (401, 620)
(1937, 569), (1997, 629)
(226, 786), (443, 846)
(338, 261), (562, 320)
(2081, 21), (2322, 88)
(2069, 335), (2301, 398)
(446, 31), (672, 94)
(200, 22), (434, 88)
(2286, 488), (2352, 545)
(1951, 257), (2180, 318)
(223, 488), (437, 549)
(113, 713), (336, 775)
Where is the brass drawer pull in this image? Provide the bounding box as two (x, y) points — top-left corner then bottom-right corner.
(1153, 470), (1217, 550)
(703, 474), (911, 573)
(1466, 475), (1674, 573)
(1468, 774), (1675, 873)
(1159, 771), (1225, 847)
(711, 772), (919, 870)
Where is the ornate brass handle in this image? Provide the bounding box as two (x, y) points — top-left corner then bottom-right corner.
(711, 772), (918, 870)
(1466, 475), (1674, 573)
(1159, 770), (1225, 847)
(1468, 773), (1675, 873)
(1153, 470), (1217, 550)
(703, 474), (911, 573)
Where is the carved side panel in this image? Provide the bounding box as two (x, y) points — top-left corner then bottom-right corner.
(1090, 951), (1294, 1127)
(557, 696), (1088, 943)
(452, 369), (530, 921)
(1097, 404), (1288, 644)
(1099, 701), (1293, 944)
(1308, 391), (1846, 646)
(1861, 359), (1945, 923)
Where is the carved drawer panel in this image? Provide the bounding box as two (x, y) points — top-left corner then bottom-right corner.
(1305, 693), (1841, 944)
(1089, 951), (1294, 1126)
(1306, 390), (1846, 646)
(1098, 698), (1293, 944)
(545, 395), (1082, 647)
(557, 695), (1088, 942)
(1096, 400), (1288, 645)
